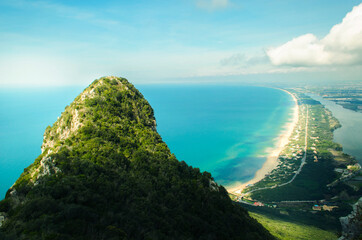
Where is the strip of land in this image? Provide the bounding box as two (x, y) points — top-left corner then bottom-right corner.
(241, 106), (308, 196)
(230, 90), (362, 239)
(227, 89), (299, 194)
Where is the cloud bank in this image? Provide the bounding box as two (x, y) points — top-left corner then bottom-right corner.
(267, 3), (362, 66)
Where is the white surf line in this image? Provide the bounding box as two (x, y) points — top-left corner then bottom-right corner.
(242, 105), (309, 196)
(278, 105), (308, 187)
(228, 88), (299, 194)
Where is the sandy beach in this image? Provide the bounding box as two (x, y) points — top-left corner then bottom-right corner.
(227, 89), (299, 195)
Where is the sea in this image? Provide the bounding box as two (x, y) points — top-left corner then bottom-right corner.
(0, 85), (295, 199)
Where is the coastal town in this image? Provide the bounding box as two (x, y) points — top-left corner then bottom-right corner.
(230, 90), (362, 234)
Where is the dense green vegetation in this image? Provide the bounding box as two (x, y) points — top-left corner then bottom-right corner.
(250, 152), (336, 201)
(242, 203), (341, 233)
(249, 93), (357, 202)
(249, 212), (338, 240)
(241, 92), (361, 237)
(0, 77), (274, 240)
(309, 86), (362, 113)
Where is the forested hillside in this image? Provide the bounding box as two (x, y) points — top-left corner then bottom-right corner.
(0, 77), (274, 240)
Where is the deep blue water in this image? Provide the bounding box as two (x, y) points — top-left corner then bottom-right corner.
(0, 85), (294, 199)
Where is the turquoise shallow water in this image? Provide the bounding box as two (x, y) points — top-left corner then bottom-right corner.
(0, 87), (84, 199)
(138, 85), (294, 186)
(0, 85), (294, 199)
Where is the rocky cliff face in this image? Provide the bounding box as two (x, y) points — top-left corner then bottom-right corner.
(339, 197), (362, 240)
(0, 76), (275, 240)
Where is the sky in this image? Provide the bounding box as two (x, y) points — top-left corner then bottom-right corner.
(0, 0), (362, 86)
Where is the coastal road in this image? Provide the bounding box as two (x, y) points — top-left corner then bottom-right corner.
(278, 105), (308, 187)
(242, 105), (309, 196)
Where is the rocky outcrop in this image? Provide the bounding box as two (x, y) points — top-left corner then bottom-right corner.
(339, 197), (362, 240)
(0, 76), (275, 240)
(0, 213), (5, 227)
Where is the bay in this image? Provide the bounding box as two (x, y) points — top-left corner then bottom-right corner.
(0, 85), (294, 199)
(138, 85), (294, 187)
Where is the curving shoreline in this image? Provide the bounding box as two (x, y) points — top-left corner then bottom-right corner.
(227, 89), (299, 195)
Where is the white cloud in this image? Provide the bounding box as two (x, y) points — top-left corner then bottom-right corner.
(267, 3), (362, 66)
(196, 0), (230, 10)
(192, 51), (276, 77)
(220, 53), (268, 66)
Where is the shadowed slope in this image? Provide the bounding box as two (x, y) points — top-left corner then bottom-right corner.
(0, 76), (275, 240)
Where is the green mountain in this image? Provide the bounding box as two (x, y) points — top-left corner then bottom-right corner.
(0, 77), (274, 240)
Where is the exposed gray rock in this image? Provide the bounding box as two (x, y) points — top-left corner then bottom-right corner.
(339, 197), (362, 240)
(37, 156), (61, 179)
(209, 179), (219, 191)
(0, 212), (6, 227)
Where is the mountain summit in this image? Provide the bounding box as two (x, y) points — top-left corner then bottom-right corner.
(0, 77), (274, 240)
